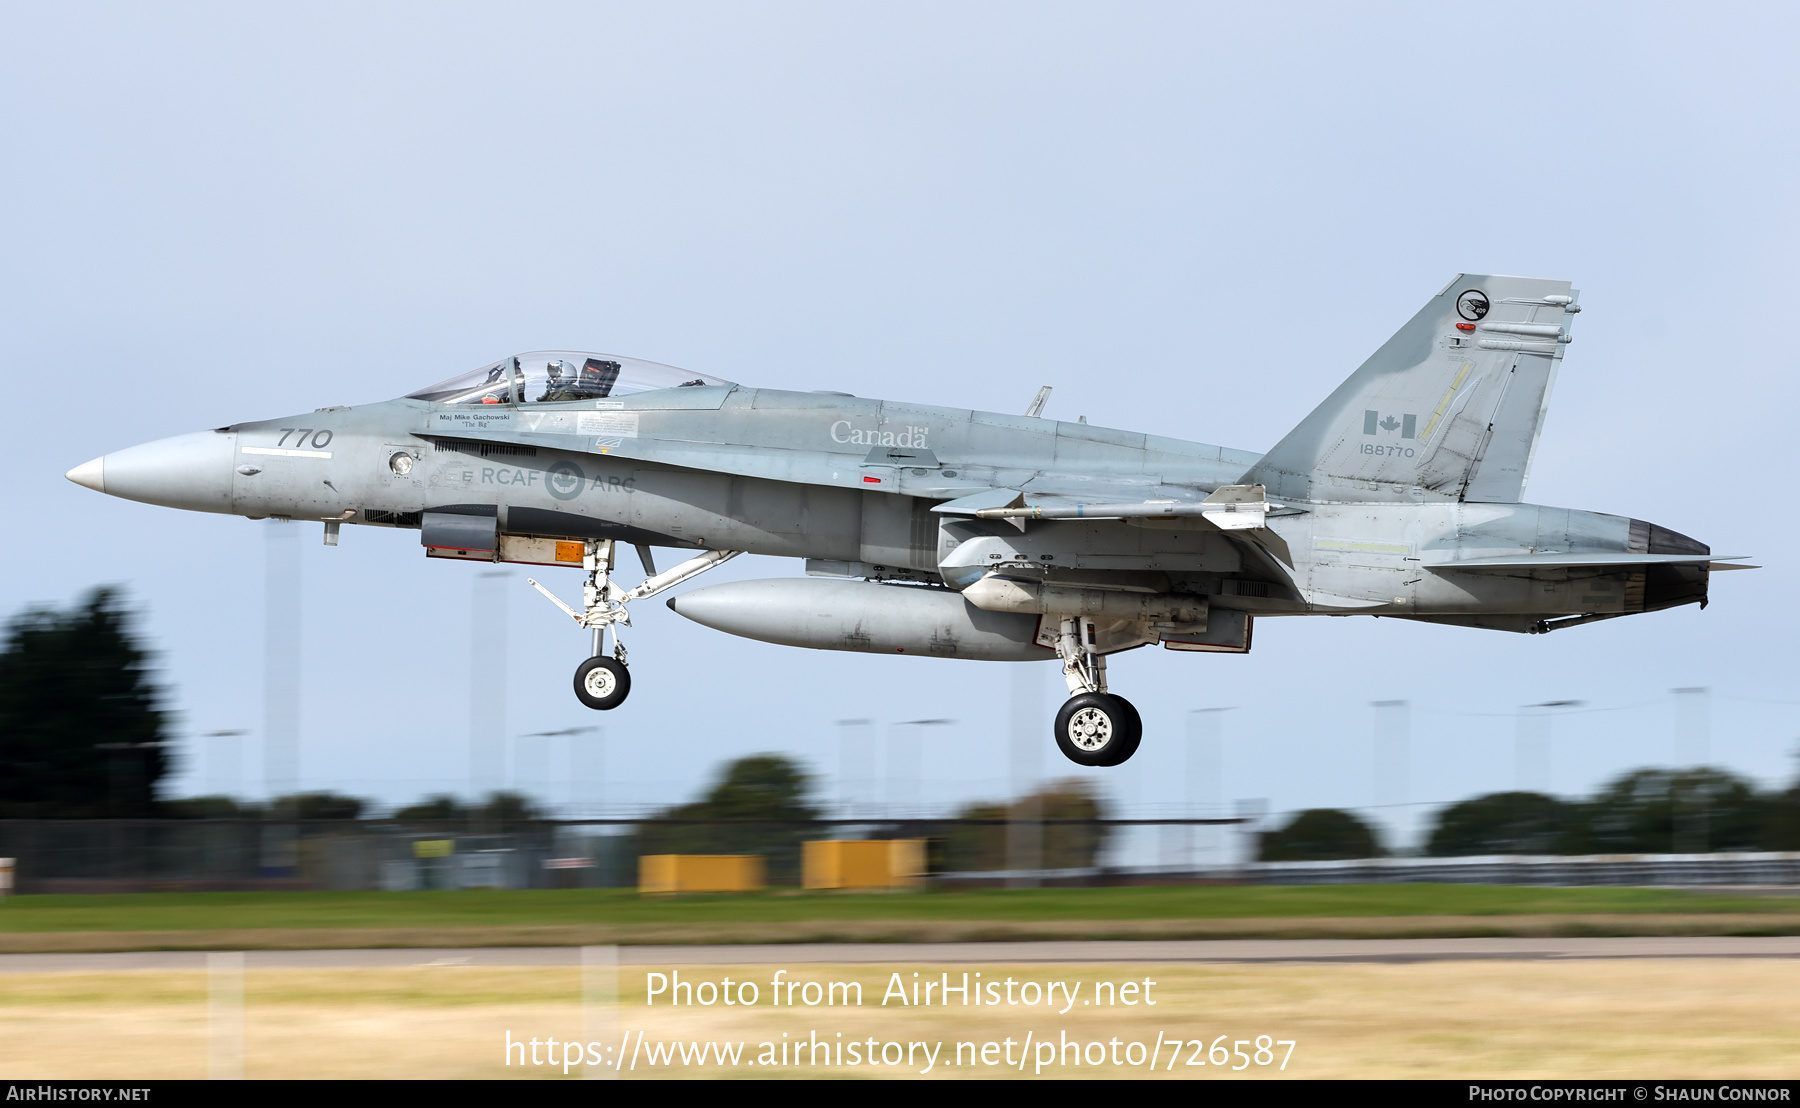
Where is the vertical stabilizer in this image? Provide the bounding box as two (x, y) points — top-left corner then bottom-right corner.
(1243, 274), (1578, 504)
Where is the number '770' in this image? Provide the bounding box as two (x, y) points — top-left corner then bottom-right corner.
(276, 429), (334, 449)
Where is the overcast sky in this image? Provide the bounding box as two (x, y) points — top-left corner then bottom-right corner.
(3, 3), (1796, 849)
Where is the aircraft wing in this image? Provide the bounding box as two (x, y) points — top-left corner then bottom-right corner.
(425, 426), (1302, 581)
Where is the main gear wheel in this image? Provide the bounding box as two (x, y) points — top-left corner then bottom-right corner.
(1054, 692), (1142, 766)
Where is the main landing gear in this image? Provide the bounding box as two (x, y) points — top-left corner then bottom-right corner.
(528, 540), (739, 711)
(1051, 616), (1142, 767)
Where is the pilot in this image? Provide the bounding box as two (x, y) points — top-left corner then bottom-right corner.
(539, 360), (585, 403)
(538, 360), (570, 402)
(539, 358), (623, 402)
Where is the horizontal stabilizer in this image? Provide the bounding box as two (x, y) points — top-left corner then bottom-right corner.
(1427, 552), (1752, 573)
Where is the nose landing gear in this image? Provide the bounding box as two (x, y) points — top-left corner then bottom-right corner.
(1051, 616), (1142, 766)
(529, 539), (739, 711)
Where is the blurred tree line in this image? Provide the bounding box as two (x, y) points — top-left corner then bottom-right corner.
(1261, 764), (1800, 861)
(937, 780), (1108, 872)
(627, 759), (1112, 877)
(1425, 767), (1799, 856)
(1259, 808), (1384, 861)
(630, 754), (821, 881)
(165, 790), (546, 825)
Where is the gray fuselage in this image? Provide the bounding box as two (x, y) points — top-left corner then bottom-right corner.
(84, 383), (1708, 632)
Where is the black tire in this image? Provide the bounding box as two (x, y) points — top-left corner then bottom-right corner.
(573, 656), (631, 710)
(1096, 695), (1143, 766)
(1054, 692), (1143, 767)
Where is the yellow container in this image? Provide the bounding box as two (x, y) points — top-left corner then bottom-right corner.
(802, 839), (925, 890)
(637, 854), (765, 894)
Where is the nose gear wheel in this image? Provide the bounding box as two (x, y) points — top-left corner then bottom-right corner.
(574, 656), (631, 710)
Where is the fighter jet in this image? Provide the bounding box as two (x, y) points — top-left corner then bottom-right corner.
(65, 274), (1752, 766)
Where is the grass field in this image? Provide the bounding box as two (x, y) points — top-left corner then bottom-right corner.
(0, 884), (1796, 954)
(2, 886), (1797, 953)
(5, 959), (1798, 1078)
(0, 884), (1794, 933)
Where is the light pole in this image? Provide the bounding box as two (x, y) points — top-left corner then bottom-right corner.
(263, 519), (301, 803)
(521, 726), (600, 817)
(835, 719), (874, 819)
(1186, 709), (1231, 871)
(1515, 700), (1584, 794)
(1671, 687), (1713, 853)
(1370, 700), (1409, 852)
(1007, 665), (1048, 886)
(1671, 687), (1711, 768)
(199, 730), (249, 800)
(888, 719), (954, 820)
(470, 570), (512, 803)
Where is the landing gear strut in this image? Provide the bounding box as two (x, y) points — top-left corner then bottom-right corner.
(1051, 616), (1142, 766)
(528, 540), (739, 711)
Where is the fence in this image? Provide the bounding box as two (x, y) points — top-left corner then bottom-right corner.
(0, 820), (582, 893)
(0, 817), (1239, 893)
(8, 820), (1795, 893)
(1244, 853), (1800, 887)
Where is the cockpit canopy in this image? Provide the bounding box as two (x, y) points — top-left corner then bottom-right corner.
(406, 351), (732, 405)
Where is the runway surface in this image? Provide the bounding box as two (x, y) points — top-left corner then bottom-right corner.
(6, 936), (1800, 972)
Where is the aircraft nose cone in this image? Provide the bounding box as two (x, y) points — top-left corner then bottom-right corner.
(84, 430), (238, 514)
(65, 457), (105, 493)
